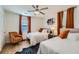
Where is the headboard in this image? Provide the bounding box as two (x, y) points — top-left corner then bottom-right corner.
(38, 28), (47, 32)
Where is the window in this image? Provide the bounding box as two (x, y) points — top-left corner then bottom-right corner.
(22, 16), (28, 33)
(62, 11), (67, 27)
(74, 7), (78, 28)
(22, 16), (28, 39)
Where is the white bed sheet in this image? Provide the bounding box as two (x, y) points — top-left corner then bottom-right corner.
(37, 37), (79, 54)
(27, 32), (48, 46)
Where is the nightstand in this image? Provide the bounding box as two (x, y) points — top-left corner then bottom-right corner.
(48, 34), (57, 39)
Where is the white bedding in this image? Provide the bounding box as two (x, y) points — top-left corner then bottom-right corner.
(27, 32), (48, 45)
(37, 37), (79, 54)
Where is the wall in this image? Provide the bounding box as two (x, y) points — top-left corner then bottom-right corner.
(31, 16), (43, 32)
(0, 6), (5, 52)
(4, 11), (19, 43)
(42, 6), (59, 35)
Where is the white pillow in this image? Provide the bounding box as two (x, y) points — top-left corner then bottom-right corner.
(67, 32), (79, 41)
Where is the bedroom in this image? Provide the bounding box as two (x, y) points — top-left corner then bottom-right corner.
(0, 5), (79, 54)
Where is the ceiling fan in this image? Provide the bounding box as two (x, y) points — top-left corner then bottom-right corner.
(27, 5), (48, 15)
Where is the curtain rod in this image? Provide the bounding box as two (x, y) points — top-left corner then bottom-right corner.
(58, 6), (77, 13)
(63, 6), (77, 12)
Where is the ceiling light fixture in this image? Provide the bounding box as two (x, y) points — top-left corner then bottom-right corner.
(34, 11), (39, 15)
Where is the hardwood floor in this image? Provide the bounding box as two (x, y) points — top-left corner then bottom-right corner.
(1, 40), (30, 54)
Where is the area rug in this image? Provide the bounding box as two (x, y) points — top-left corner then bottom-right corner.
(15, 43), (40, 54)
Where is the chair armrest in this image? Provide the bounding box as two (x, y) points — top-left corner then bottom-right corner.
(14, 34), (22, 37)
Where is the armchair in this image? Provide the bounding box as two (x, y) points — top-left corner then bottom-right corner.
(9, 32), (23, 44)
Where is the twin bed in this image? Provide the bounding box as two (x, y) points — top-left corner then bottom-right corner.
(37, 30), (79, 54)
(37, 36), (79, 54)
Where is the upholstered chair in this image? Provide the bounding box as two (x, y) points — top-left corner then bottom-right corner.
(9, 32), (23, 44)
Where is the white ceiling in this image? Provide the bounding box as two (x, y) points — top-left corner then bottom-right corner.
(3, 5), (75, 17)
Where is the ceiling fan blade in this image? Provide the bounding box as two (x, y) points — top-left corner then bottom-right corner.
(39, 11), (45, 15)
(40, 7), (48, 10)
(32, 5), (35, 8)
(36, 5), (39, 8)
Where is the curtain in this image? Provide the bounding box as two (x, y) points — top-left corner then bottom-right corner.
(19, 15), (22, 35)
(27, 16), (31, 33)
(57, 11), (63, 35)
(66, 7), (74, 28)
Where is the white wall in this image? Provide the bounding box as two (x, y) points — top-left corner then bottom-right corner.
(4, 11), (19, 43)
(0, 6), (5, 52)
(42, 6), (59, 35)
(31, 16), (43, 32)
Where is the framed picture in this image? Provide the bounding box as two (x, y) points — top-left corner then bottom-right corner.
(47, 18), (55, 25)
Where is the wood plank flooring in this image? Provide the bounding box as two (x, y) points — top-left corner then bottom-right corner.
(1, 40), (30, 54)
